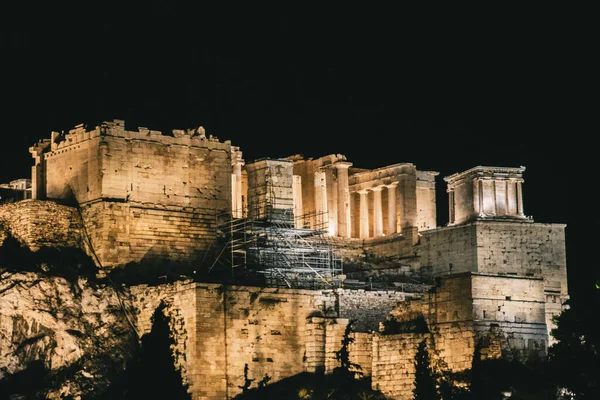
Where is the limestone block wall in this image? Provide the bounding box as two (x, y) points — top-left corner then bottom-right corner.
(416, 171), (438, 231)
(388, 273), (549, 373)
(132, 283), (325, 399)
(42, 132), (103, 202)
(129, 281), (198, 393)
(128, 283), (418, 399)
(80, 201), (216, 267)
(39, 122), (233, 211)
(0, 200), (82, 250)
(349, 332), (373, 377)
(372, 333), (430, 399)
(32, 121), (235, 268)
(474, 221), (568, 340)
(317, 289), (408, 333)
(245, 159), (294, 221)
(99, 135), (231, 210)
(363, 235), (414, 260)
(418, 224), (479, 275)
(388, 276), (475, 372)
(475, 222), (567, 288)
(324, 318), (351, 373)
(471, 274), (548, 360)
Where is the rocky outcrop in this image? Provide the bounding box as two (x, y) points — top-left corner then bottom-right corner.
(0, 271), (137, 399)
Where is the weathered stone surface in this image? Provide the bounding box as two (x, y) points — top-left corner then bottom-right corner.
(0, 271), (136, 399)
(0, 200), (83, 250)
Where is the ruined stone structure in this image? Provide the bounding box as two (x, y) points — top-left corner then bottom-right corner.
(0, 120), (568, 399)
(29, 120), (235, 267)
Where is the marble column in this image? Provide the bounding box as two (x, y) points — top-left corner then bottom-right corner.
(336, 162), (352, 238)
(358, 189), (370, 239)
(293, 175), (303, 228)
(29, 145), (46, 200)
(231, 147), (244, 218)
(314, 171), (328, 229)
(473, 178), (481, 217)
(372, 186), (384, 237)
(448, 188), (455, 225)
(385, 182), (398, 234)
(517, 180), (524, 217)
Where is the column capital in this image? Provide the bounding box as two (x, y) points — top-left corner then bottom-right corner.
(384, 182), (399, 188)
(320, 161), (353, 170)
(371, 185), (384, 192)
(334, 161), (353, 169)
(357, 189), (370, 195)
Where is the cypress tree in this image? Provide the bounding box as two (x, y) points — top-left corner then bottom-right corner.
(413, 339), (438, 400)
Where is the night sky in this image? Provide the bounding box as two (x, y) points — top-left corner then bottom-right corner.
(1, 4), (581, 298)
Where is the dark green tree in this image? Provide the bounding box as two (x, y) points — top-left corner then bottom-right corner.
(413, 339), (438, 400)
(548, 294), (600, 399)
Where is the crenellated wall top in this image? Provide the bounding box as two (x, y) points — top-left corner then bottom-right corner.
(33, 119), (235, 158)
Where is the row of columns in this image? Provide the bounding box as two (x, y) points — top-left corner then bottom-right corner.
(357, 182), (398, 239)
(472, 178), (524, 218)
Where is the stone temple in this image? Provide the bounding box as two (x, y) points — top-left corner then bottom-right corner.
(0, 120), (568, 399)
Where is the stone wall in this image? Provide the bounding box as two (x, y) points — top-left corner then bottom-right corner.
(372, 333), (430, 399)
(416, 171), (438, 231)
(128, 283), (414, 399)
(470, 273), (548, 360)
(363, 235), (414, 260)
(0, 200), (82, 250)
(326, 289), (408, 333)
(418, 223), (479, 275)
(245, 158), (294, 222)
(475, 222), (567, 288)
(80, 201), (216, 267)
(131, 283), (324, 399)
(32, 121), (235, 268)
(387, 272), (549, 374)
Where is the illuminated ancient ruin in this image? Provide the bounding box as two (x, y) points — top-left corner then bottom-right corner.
(0, 120), (568, 399)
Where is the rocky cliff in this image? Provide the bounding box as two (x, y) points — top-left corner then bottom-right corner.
(0, 271), (137, 399)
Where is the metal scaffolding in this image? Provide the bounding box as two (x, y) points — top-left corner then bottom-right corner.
(209, 195), (343, 289)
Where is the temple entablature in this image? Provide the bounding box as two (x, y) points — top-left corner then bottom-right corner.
(444, 166), (529, 226)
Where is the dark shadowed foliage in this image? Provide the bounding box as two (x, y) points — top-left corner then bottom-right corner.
(0, 233), (98, 282)
(413, 339), (438, 400)
(548, 292), (600, 399)
(97, 301), (190, 400)
(232, 372), (388, 400)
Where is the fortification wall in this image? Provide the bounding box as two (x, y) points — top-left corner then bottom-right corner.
(417, 224), (479, 275)
(0, 200), (82, 249)
(43, 134), (103, 202)
(471, 274), (548, 360)
(80, 201), (216, 267)
(40, 122), (233, 211)
(372, 333), (430, 399)
(363, 235), (414, 260)
(129, 283), (412, 399)
(475, 222), (567, 288)
(98, 133), (232, 210)
(34, 121), (235, 268)
(416, 171), (437, 231)
(333, 289), (407, 333)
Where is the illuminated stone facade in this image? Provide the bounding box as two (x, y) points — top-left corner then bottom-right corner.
(28, 120), (235, 267)
(0, 120), (569, 399)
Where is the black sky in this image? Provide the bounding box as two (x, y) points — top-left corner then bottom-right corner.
(1, 4), (582, 297)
